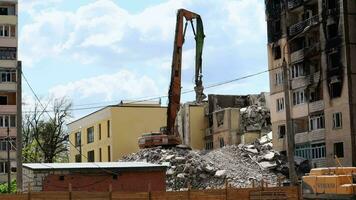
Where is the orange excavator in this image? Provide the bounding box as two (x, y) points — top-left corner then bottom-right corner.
(138, 9), (206, 149)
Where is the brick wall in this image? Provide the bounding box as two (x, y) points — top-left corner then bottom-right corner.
(42, 170), (165, 192)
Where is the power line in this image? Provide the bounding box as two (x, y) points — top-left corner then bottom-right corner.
(22, 68), (271, 113)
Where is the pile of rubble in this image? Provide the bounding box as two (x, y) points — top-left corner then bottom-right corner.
(240, 105), (271, 133)
(121, 138), (288, 190)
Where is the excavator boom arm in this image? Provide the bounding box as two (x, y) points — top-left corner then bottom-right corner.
(166, 9), (205, 136)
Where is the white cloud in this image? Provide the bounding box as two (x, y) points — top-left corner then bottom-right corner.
(19, 0), (266, 66)
(48, 69), (160, 101)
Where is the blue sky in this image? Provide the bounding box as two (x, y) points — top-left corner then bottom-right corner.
(19, 0), (269, 119)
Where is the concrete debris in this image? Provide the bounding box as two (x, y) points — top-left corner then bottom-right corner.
(240, 105), (271, 133)
(121, 142), (290, 190)
(214, 170), (227, 178)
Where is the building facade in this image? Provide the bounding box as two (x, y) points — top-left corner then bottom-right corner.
(68, 102), (167, 162)
(23, 162), (166, 192)
(266, 0), (356, 167)
(0, 0), (18, 183)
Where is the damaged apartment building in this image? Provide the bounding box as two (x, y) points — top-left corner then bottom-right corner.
(177, 93), (271, 150)
(265, 0), (356, 167)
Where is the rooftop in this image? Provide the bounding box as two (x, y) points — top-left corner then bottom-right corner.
(23, 162), (165, 170)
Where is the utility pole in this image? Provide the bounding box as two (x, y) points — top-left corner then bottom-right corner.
(16, 61), (22, 192)
(7, 124), (10, 193)
(282, 0), (297, 185)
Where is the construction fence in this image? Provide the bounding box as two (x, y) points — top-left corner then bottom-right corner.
(0, 186), (301, 200)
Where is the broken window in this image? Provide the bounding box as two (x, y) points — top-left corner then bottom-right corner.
(327, 24), (338, 39)
(219, 137), (225, 148)
(309, 114), (325, 131)
(216, 111), (225, 127)
(328, 51), (340, 69)
(330, 77), (342, 98)
(293, 89), (306, 105)
(278, 125), (286, 138)
(275, 71), (284, 85)
(334, 142), (344, 158)
(309, 86), (322, 102)
(327, 0), (337, 9)
(333, 112), (342, 129)
(291, 63), (305, 78)
(276, 98), (285, 112)
(87, 150), (95, 162)
(273, 46), (281, 60)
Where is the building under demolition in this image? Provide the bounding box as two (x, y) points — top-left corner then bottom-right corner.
(177, 93), (271, 150)
(265, 0), (356, 167)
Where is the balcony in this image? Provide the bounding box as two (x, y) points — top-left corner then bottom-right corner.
(288, 0), (303, 10)
(0, 15), (16, 25)
(0, 105), (16, 114)
(304, 42), (320, 57)
(0, 82), (16, 91)
(295, 129), (325, 144)
(291, 76), (309, 89)
(290, 49), (304, 63)
(0, 127), (16, 137)
(309, 71), (321, 84)
(309, 100), (324, 113)
(289, 15), (319, 37)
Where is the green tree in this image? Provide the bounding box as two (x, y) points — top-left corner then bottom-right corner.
(23, 97), (72, 163)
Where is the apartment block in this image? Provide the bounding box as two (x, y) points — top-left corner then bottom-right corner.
(0, 0), (18, 183)
(68, 101), (167, 162)
(265, 0), (356, 167)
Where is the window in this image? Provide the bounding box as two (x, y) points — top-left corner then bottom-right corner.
(327, 24), (338, 39)
(0, 139), (15, 151)
(328, 52), (340, 69)
(333, 112), (342, 129)
(219, 137), (225, 148)
(275, 71), (284, 85)
(87, 150), (95, 162)
(309, 114), (325, 131)
(278, 125), (286, 139)
(0, 115), (16, 128)
(0, 25), (15, 38)
(311, 143), (326, 159)
(295, 144), (311, 159)
(108, 146), (111, 162)
(330, 77), (342, 98)
(0, 70), (16, 83)
(273, 46), (281, 59)
(327, 0), (337, 9)
(309, 87), (321, 102)
(99, 148), (102, 162)
(107, 120), (110, 138)
(276, 98), (285, 112)
(87, 127), (94, 144)
(293, 89), (306, 105)
(0, 47), (16, 60)
(205, 140), (213, 150)
(75, 154), (81, 163)
(98, 124), (101, 140)
(0, 162), (9, 174)
(291, 63), (305, 78)
(0, 8), (8, 15)
(0, 96), (7, 105)
(75, 132), (81, 146)
(334, 142), (344, 158)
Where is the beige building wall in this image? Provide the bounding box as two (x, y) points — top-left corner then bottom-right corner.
(68, 105), (166, 162)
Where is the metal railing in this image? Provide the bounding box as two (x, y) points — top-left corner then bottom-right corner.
(289, 15), (319, 36)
